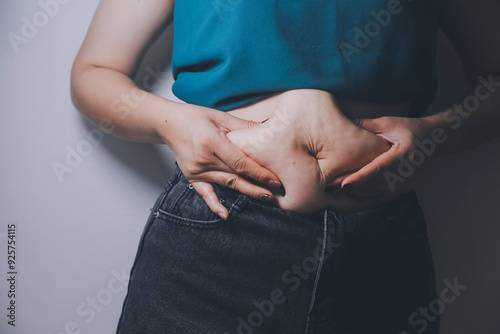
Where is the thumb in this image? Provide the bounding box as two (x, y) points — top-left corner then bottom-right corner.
(341, 144), (398, 187)
(220, 112), (262, 131)
(354, 118), (383, 134)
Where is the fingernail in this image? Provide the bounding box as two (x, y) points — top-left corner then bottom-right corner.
(218, 212), (227, 220)
(268, 180), (281, 188)
(260, 194), (274, 202)
(276, 185), (286, 196)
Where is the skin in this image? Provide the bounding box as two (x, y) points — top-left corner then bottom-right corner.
(71, 0), (500, 219)
(226, 89), (402, 213)
(342, 0), (500, 198)
(71, 0), (281, 220)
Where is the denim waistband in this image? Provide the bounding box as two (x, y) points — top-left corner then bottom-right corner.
(325, 190), (421, 223)
(168, 162), (421, 224)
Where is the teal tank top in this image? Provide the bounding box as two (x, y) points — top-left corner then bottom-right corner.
(171, 0), (441, 117)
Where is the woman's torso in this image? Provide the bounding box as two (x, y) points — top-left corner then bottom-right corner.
(172, 0), (441, 116)
(227, 91), (412, 214)
(171, 0), (441, 213)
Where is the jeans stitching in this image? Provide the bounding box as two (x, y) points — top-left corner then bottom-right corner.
(304, 209), (329, 334)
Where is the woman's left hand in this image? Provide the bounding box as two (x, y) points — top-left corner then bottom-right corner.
(340, 116), (437, 198)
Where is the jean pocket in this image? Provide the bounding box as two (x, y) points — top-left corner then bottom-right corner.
(154, 172), (249, 228)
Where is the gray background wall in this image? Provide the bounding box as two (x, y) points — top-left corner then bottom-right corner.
(1, 1), (499, 333)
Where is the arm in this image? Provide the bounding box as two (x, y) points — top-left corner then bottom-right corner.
(341, 0), (500, 196)
(424, 0), (500, 154)
(71, 0), (282, 218)
(70, 0), (174, 144)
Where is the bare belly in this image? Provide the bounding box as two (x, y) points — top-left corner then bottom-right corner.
(226, 89), (413, 214)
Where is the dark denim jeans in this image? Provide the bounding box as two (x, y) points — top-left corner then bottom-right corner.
(116, 163), (439, 334)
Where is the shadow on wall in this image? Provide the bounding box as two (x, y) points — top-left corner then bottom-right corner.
(418, 30), (500, 334)
(80, 26), (176, 188)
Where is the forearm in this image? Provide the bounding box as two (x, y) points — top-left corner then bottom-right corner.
(422, 73), (500, 156)
(70, 65), (176, 144)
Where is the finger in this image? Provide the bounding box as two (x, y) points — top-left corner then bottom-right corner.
(355, 118), (384, 133)
(213, 113), (282, 187)
(190, 181), (229, 220)
(218, 112), (262, 131)
(341, 143), (400, 188)
(324, 172), (354, 194)
(325, 171), (383, 198)
(207, 170), (276, 203)
(215, 133), (282, 188)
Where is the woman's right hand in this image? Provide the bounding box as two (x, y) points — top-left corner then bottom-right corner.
(158, 102), (282, 220)
(70, 0), (281, 219)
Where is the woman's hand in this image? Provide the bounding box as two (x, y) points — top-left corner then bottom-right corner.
(159, 102), (282, 219)
(226, 89), (392, 213)
(340, 116), (434, 198)
(293, 91), (392, 189)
